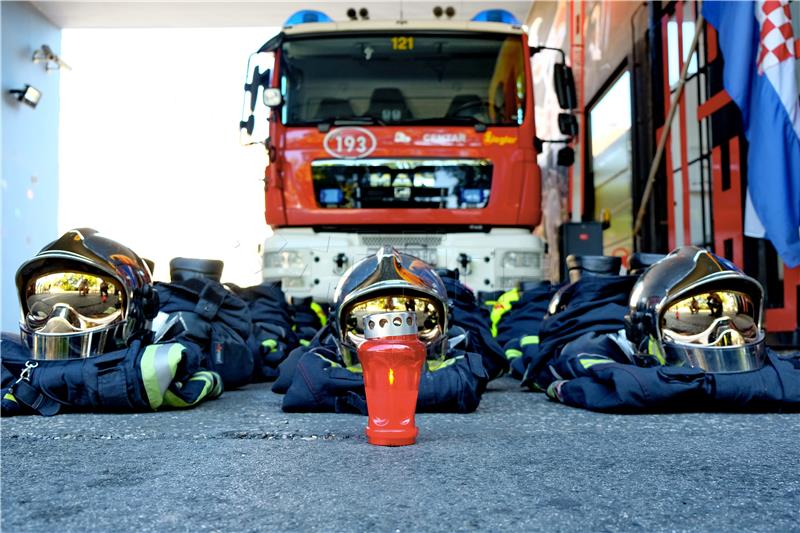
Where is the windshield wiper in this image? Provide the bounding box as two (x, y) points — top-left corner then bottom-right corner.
(317, 116), (385, 132)
(394, 117), (489, 131)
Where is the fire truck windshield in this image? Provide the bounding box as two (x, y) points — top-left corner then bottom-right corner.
(280, 33), (526, 126)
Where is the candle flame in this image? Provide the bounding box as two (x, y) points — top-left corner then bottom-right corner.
(388, 368), (395, 385)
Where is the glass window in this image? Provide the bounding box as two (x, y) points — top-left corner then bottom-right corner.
(280, 33), (526, 126)
(590, 71), (633, 260)
(667, 19), (698, 87)
(312, 159), (492, 209)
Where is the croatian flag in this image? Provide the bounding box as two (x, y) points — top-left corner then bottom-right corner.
(703, 1), (800, 267)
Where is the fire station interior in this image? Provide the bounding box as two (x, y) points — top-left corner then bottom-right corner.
(5, 0), (795, 342)
(3, 1), (800, 531)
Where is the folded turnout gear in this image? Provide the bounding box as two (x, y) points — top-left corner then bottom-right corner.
(546, 334), (800, 413)
(278, 326), (489, 414)
(272, 255), (494, 414)
(491, 282), (559, 379)
(520, 275), (637, 390)
(441, 276), (508, 380)
(153, 277), (254, 388)
(1, 333), (222, 416)
(228, 282), (298, 381)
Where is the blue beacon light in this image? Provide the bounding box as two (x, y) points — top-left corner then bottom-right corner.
(284, 10), (333, 26)
(470, 9), (520, 25)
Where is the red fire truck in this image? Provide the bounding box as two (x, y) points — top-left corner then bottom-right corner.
(241, 8), (575, 302)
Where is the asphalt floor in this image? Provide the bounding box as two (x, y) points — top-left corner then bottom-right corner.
(2, 377), (799, 532)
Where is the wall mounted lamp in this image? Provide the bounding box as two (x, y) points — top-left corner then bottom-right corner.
(9, 85), (41, 108)
(32, 44), (71, 72)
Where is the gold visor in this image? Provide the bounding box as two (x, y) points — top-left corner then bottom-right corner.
(661, 290), (759, 347)
(24, 271), (125, 332)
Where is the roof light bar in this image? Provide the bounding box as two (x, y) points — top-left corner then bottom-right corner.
(471, 9), (520, 25)
(284, 10), (333, 27)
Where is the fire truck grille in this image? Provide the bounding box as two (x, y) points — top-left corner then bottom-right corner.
(360, 235), (443, 265)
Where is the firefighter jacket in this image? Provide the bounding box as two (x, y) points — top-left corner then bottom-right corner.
(546, 331), (800, 413)
(271, 278), (499, 414)
(1, 333), (222, 416)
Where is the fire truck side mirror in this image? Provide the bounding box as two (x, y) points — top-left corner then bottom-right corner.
(553, 64), (577, 110)
(558, 113), (578, 136)
(557, 146), (574, 167)
(240, 51), (274, 145)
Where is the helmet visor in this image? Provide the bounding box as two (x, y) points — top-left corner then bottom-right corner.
(661, 290), (764, 372)
(344, 293), (444, 347)
(661, 291), (760, 347)
(663, 333), (766, 372)
(22, 271), (126, 332)
(20, 320), (131, 360)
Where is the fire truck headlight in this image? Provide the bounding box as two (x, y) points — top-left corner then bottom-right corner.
(501, 251), (539, 269)
(264, 251), (306, 270)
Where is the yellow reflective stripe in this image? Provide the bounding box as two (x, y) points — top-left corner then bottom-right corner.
(505, 348), (523, 360)
(579, 357), (614, 369)
(163, 371), (214, 408)
(194, 371), (224, 397)
(140, 343), (183, 410)
(490, 288), (520, 337)
(316, 353), (341, 367)
(520, 335), (539, 347)
(427, 357), (460, 371)
(647, 336), (667, 365)
(310, 301), (328, 327)
(346, 363), (363, 374)
(4, 392), (18, 404)
(299, 339), (311, 347)
(261, 338), (278, 352)
(163, 390), (191, 408)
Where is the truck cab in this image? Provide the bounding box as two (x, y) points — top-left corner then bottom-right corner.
(242, 9), (562, 302)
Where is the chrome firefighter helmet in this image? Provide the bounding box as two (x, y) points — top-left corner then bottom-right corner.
(16, 228), (159, 360)
(331, 246), (449, 366)
(625, 246), (766, 372)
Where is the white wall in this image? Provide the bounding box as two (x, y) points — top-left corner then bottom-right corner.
(59, 27), (278, 286)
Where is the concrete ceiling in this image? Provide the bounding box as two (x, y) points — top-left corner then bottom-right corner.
(33, 1), (534, 29)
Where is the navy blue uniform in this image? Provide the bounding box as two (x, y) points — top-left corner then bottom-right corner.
(273, 278), (496, 413)
(547, 347), (800, 413)
(155, 278), (254, 388)
(493, 282), (558, 379)
(517, 276), (637, 390)
(1, 333), (222, 416)
(228, 282), (298, 381)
